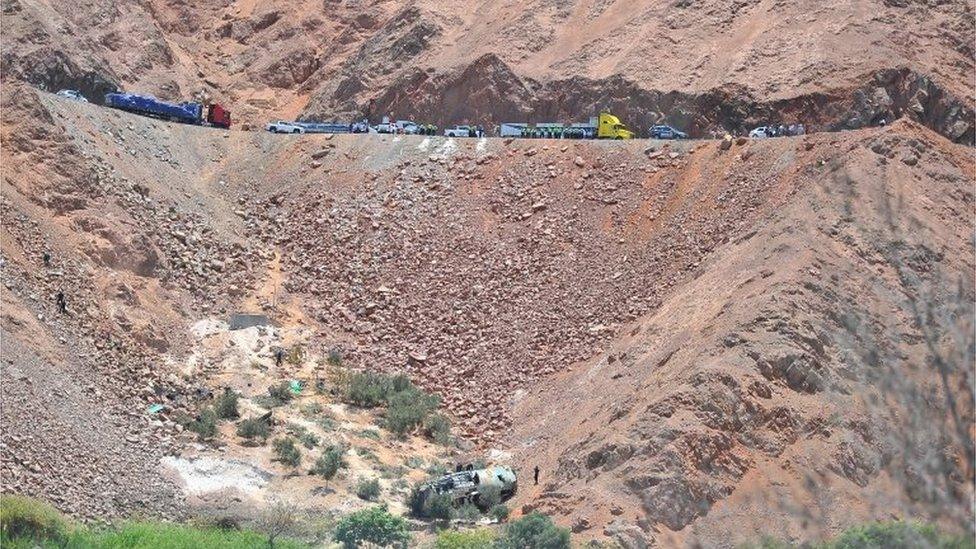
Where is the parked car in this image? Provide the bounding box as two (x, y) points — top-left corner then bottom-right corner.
(266, 121), (306, 134)
(56, 89), (88, 102)
(444, 125), (475, 137)
(396, 120), (421, 134)
(649, 125), (688, 139)
(749, 126), (771, 138)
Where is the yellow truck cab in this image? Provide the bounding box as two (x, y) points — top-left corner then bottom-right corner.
(596, 112), (635, 139)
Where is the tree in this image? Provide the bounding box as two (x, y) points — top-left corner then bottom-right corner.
(256, 501), (298, 549)
(496, 512), (570, 549)
(333, 506), (410, 549)
(311, 445), (346, 485)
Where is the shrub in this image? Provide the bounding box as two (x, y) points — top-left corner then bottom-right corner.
(488, 504), (510, 522)
(423, 413), (452, 445)
(455, 503), (481, 522)
(828, 521), (970, 549)
(333, 506), (410, 549)
(237, 416), (270, 443)
(407, 484), (454, 521)
(355, 478), (381, 501)
(285, 423), (319, 449)
(357, 428), (381, 440)
(272, 437), (302, 468)
(267, 381), (294, 407)
(299, 401), (323, 418)
(435, 528), (496, 549)
(384, 386), (439, 437)
(316, 416), (338, 431)
(346, 371), (393, 407)
(311, 446), (347, 483)
(0, 494), (70, 544)
(187, 408), (218, 441)
(475, 485), (502, 510)
(213, 388), (239, 419)
(286, 345), (305, 365)
(496, 512), (570, 549)
(327, 348), (343, 366)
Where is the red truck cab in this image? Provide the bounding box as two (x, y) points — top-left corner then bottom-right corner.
(206, 104), (232, 129)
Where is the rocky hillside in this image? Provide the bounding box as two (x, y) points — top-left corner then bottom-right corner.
(509, 120), (975, 546)
(3, 83), (973, 546)
(2, 0), (973, 141)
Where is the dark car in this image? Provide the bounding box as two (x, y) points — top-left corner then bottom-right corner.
(649, 125), (688, 139)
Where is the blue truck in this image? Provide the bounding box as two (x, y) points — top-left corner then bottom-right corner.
(104, 93), (231, 128)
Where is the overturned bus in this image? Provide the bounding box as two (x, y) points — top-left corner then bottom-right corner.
(418, 464), (517, 509)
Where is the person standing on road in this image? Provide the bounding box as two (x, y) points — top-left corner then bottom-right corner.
(533, 465), (540, 486)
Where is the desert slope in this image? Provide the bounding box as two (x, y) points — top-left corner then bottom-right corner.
(509, 120), (975, 546)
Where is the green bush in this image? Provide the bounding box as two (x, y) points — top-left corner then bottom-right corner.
(0, 494), (70, 544)
(407, 482), (454, 520)
(496, 512), (570, 549)
(435, 528), (496, 549)
(488, 504), (510, 522)
(285, 423), (319, 449)
(237, 416), (270, 443)
(333, 506), (410, 549)
(272, 437), (302, 468)
(423, 413), (452, 445)
(455, 503), (481, 522)
(327, 349), (343, 366)
(300, 401), (323, 417)
(187, 408), (218, 441)
(475, 485), (502, 510)
(384, 386), (439, 437)
(213, 388), (239, 419)
(0, 495), (308, 549)
(827, 521), (971, 549)
(267, 381), (295, 407)
(311, 445), (347, 483)
(346, 371), (393, 408)
(355, 478), (382, 501)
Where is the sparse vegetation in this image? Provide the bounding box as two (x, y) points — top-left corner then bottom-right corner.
(311, 445), (347, 484)
(423, 413), (452, 445)
(455, 503), (481, 521)
(266, 381), (295, 407)
(488, 504), (510, 522)
(357, 428), (381, 440)
(346, 371), (394, 408)
(435, 528), (496, 549)
(186, 408), (218, 441)
(333, 506), (410, 549)
(475, 485), (502, 510)
(0, 495), (308, 548)
(0, 494), (69, 545)
(496, 512), (570, 549)
(299, 401), (323, 418)
(408, 483), (454, 521)
(385, 385), (440, 437)
(272, 437), (302, 468)
(355, 478), (381, 501)
(237, 416), (271, 443)
(213, 388), (240, 419)
(740, 521), (973, 549)
(286, 345), (305, 365)
(285, 423), (319, 449)
(327, 348), (343, 366)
